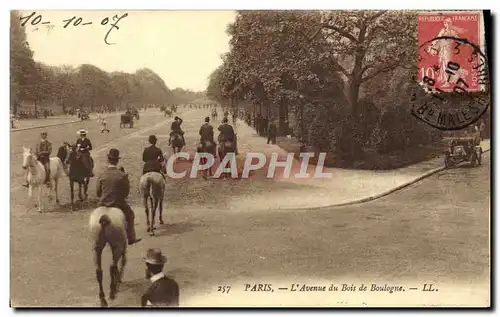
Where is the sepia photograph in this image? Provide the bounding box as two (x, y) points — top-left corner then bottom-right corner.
(9, 8), (491, 308)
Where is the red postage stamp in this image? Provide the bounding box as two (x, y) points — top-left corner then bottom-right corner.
(417, 11), (484, 92)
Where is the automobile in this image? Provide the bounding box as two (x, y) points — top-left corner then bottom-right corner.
(444, 125), (482, 168)
(80, 112), (90, 121)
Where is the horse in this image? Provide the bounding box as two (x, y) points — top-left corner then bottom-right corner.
(197, 140), (217, 178)
(139, 171), (166, 236)
(169, 133), (184, 154)
(164, 109), (173, 118)
(21, 147), (65, 212)
(218, 139), (236, 179)
(89, 207), (127, 307)
(65, 144), (92, 208)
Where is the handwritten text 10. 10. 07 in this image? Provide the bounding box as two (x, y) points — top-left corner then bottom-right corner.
(19, 11), (128, 45)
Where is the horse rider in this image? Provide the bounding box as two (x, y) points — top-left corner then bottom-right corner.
(169, 116), (186, 148)
(96, 148), (142, 245)
(23, 131), (52, 188)
(218, 117), (238, 155)
(142, 135), (166, 178)
(199, 117), (216, 154)
(56, 141), (70, 171)
(35, 131), (52, 186)
(76, 129), (94, 177)
(141, 248), (179, 307)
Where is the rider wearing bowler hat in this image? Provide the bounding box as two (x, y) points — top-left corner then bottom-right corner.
(141, 248), (179, 307)
(96, 148), (141, 245)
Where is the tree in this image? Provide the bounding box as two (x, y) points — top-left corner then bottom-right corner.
(10, 10), (37, 113)
(316, 10), (417, 115)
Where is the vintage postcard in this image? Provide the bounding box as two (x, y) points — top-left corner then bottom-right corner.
(10, 10), (491, 308)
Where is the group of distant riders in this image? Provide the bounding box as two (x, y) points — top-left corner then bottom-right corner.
(22, 107), (239, 245)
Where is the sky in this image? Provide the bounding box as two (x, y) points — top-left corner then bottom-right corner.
(21, 10), (236, 91)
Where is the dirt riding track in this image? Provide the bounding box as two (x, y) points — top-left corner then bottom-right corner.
(10, 107), (490, 307)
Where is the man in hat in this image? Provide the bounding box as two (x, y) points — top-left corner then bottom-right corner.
(76, 129), (94, 177)
(199, 117), (215, 145)
(218, 117), (238, 155)
(96, 148), (142, 245)
(142, 135), (165, 177)
(23, 131), (52, 187)
(169, 116), (186, 148)
(141, 248), (179, 307)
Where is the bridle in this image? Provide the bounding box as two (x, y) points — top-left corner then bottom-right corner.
(22, 151), (37, 170)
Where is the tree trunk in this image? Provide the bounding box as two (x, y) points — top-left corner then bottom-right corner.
(300, 102), (305, 141)
(278, 99), (288, 136)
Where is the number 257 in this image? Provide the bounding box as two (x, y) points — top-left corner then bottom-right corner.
(217, 286), (231, 294)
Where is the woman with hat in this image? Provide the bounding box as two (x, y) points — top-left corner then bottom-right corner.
(142, 135), (165, 176)
(141, 248), (179, 307)
(76, 129), (94, 177)
(169, 116), (186, 148)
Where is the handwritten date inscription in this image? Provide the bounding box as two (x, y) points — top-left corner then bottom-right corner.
(19, 11), (128, 45)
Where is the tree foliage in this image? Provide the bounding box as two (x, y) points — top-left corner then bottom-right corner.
(207, 10), (440, 166)
(10, 11), (208, 113)
(10, 10), (37, 112)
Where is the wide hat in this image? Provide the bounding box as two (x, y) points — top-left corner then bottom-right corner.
(143, 248), (167, 265)
(77, 129), (88, 135)
(107, 148), (121, 159)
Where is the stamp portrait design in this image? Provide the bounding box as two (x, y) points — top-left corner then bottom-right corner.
(412, 11), (490, 130)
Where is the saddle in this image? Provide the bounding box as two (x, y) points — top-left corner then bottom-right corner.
(220, 140), (235, 152)
(170, 133), (181, 142)
(78, 153), (94, 176)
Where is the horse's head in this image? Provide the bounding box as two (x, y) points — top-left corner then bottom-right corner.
(65, 143), (79, 164)
(22, 147), (34, 169)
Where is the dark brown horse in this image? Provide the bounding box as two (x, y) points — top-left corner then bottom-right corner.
(65, 144), (91, 209)
(218, 139), (236, 179)
(169, 133), (184, 154)
(197, 140), (217, 179)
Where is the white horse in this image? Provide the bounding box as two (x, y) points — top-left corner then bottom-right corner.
(21, 146), (66, 212)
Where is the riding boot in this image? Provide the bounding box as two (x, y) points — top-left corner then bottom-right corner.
(45, 168), (51, 186)
(123, 205), (141, 245)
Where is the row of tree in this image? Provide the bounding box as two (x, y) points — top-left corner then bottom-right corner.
(207, 10), (443, 166)
(10, 11), (204, 115)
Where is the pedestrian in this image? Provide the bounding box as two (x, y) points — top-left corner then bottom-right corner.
(101, 117), (110, 133)
(141, 248), (180, 307)
(267, 119), (277, 145)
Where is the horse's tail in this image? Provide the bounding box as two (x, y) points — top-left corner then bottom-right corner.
(99, 214), (111, 228)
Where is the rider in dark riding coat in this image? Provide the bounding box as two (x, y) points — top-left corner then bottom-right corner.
(169, 116), (186, 147)
(218, 117), (238, 154)
(199, 117), (215, 144)
(199, 117), (216, 156)
(142, 135), (166, 178)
